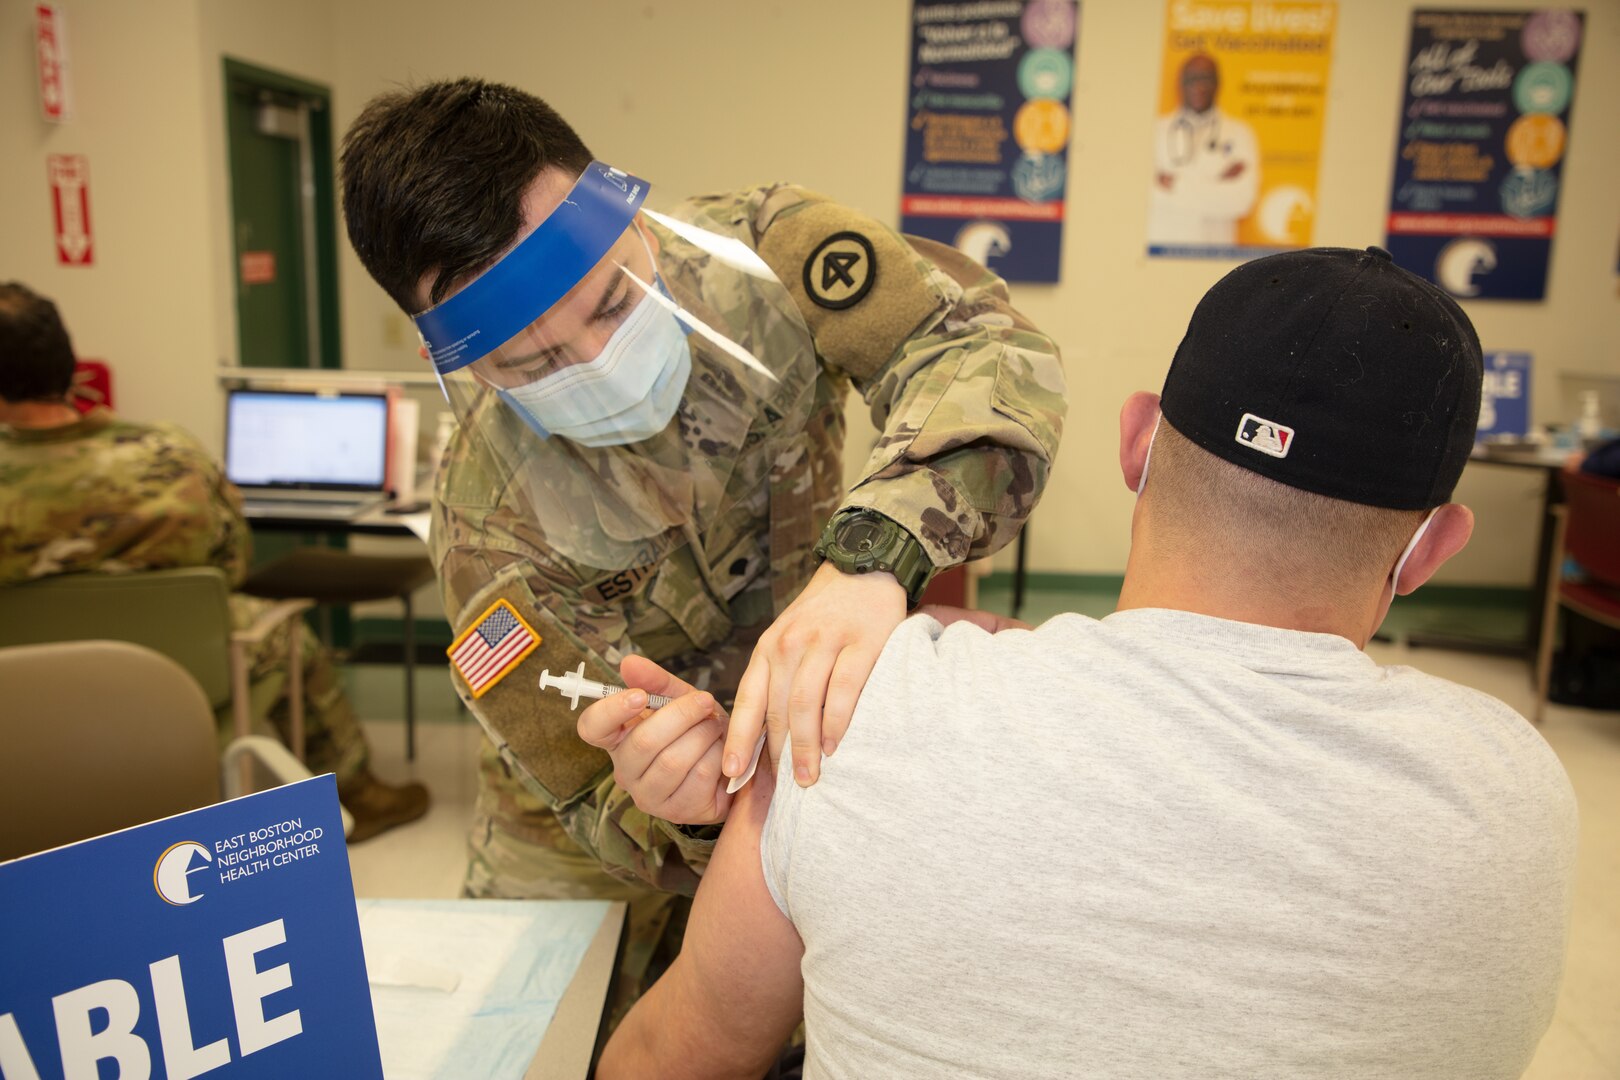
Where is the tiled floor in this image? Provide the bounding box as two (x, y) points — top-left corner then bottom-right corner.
(345, 708), (482, 900)
(340, 632), (1620, 1077)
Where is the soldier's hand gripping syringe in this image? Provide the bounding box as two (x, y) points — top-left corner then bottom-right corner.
(541, 661), (768, 793)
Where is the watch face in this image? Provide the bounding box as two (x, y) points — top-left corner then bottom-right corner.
(836, 518), (885, 553)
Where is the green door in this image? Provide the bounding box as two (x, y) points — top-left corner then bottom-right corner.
(224, 59), (340, 370)
(224, 60), (349, 635)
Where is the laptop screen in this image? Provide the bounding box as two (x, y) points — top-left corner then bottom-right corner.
(225, 390), (389, 491)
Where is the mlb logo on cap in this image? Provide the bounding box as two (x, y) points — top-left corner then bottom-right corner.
(1235, 412), (1294, 459)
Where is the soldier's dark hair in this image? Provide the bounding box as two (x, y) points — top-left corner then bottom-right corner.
(0, 282), (76, 403)
(340, 79), (594, 313)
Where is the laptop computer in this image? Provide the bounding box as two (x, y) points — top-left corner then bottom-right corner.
(225, 389), (392, 521)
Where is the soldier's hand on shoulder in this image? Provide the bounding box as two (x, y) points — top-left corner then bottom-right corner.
(576, 655), (733, 825)
(724, 561), (907, 790)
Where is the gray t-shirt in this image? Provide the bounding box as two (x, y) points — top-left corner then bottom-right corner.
(761, 609), (1577, 1080)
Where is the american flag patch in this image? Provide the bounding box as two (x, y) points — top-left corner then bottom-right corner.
(447, 599), (540, 698)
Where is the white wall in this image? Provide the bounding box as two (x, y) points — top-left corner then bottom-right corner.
(1, 0), (217, 445)
(5, 0), (1616, 586)
(329, 0), (1620, 586)
(0, 0), (338, 451)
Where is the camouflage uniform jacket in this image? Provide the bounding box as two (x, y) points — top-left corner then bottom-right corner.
(434, 184), (1067, 896)
(0, 409), (250, 587)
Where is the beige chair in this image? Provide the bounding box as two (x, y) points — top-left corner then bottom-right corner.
(0, 641), (341, 862)
(0, 567), (312, 757)
(0, 640), (216, 858)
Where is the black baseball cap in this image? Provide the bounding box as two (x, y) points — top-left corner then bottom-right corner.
(1159, 246), (1482, 511)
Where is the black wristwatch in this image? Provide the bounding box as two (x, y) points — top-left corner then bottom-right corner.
(814, 508), (937, 608)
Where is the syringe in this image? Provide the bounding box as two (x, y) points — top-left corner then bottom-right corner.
(539, 662), (673, 711)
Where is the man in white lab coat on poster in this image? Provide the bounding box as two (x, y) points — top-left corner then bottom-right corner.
(1149, 53), (1260, 250)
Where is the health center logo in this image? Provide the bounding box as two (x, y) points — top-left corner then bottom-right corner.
(154, 840), (213, 906)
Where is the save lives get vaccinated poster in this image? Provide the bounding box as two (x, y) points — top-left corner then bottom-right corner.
(0, 777), (383, 1079)
(1147, 0), (1337, 260)
(1384, 9), (1584, 301)
(901, 0), (1081, 282)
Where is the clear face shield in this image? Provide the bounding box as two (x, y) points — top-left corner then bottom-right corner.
(413, 162), (819, 575)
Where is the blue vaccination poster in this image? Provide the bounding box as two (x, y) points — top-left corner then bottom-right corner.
(0, 776), (384, 1079)
(901, 0), (1080, 283)
(1385, 9), (1584, 301)
(1478, 351), (1532, 439)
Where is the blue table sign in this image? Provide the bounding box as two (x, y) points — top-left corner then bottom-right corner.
(0, 775), (383, 1079)
(1479, 351), (1532, 439)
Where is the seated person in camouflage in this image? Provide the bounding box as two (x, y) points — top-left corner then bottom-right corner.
(0, 282), (428, 842)
(340, 79), (1065, 1004)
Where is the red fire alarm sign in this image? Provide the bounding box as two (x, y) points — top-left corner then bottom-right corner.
(48, 154), (93, 266)
(36, 4), (72, 123)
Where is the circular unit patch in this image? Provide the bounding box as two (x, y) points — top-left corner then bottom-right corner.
(804, 231), (877, 310)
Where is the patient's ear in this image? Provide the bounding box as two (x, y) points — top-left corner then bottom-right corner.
(1119, 392), (1161, 492)
(1394, 503), (1473, 595)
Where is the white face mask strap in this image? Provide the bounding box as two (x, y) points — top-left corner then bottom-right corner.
(1390, 507), (1440, 598)
(417, 330), (453, 404)
(1136, 414), (1162, 497)
(623, 223), (660, 287)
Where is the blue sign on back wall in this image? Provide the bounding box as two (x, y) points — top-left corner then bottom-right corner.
(1384, 9), (1585, 301)
(901, 0), (1081, 283)
(1478, 351), (1532, 439)
(0, 776), (383, 1079)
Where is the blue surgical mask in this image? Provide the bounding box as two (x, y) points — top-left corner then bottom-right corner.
(498, 278), (692, 447)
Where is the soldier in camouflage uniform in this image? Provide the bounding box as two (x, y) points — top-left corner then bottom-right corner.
(0, 282), (428, 842)
(340, 80), (1066, 1009)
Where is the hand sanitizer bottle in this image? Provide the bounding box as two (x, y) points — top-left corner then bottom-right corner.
(1577, 390), (1601, 442)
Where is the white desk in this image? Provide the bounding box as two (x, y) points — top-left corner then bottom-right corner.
(360, 898), (626, 1080)
(352, 502), (432, 543)
(243, 497), (432, 542)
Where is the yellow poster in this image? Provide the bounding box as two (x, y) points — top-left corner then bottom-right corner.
(1148, 0), (1337, 258)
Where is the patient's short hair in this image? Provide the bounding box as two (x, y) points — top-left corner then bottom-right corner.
(1146, 420), (1426, 600)
(0, 283), (76, 404)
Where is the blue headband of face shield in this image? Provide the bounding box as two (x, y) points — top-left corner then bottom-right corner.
(411, 161), (650, 376)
